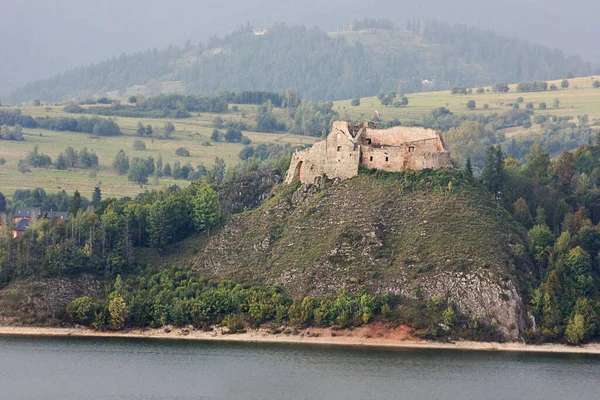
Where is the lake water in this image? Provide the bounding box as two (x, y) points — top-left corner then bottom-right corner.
(0, 336), (599, 400)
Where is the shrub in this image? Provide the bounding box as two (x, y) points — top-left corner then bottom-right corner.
(466, 100), (476, 110)
(539, 102), (547, 109)
(593, 81), (600, 88)
(67, 296), (96, 325)
(132, 140), (146, 151)
(223, 314), (246, 333)
(175, 147), (190, 157)
(351, 97), (360, 106)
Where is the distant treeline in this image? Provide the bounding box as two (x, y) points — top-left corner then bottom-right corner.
(0, 109), (121, 136)
(7, 21), (592, 104)
(63, 91), (301, 119)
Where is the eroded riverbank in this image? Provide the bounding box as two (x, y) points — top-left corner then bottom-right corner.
(1, 324), (599, 354)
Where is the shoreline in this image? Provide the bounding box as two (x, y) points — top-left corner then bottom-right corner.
(1, 325), (600, 354)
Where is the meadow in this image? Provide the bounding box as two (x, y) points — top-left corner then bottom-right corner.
(334, 76), (600, 140)
(0, 104), (315, 199)
(2, 75), (600, 200)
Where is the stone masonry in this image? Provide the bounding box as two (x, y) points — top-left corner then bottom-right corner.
(285, 121), (452, 184)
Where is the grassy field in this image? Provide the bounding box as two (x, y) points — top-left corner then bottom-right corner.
(0, 104), (315, 199)
(334, 76), (600, 140)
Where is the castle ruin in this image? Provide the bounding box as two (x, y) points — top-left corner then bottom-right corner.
(285, 121), (452, 184)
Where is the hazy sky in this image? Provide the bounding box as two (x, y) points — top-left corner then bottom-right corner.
(2, 0), (599, 95)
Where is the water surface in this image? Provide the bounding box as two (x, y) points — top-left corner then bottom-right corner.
(1, 336), (599, 400)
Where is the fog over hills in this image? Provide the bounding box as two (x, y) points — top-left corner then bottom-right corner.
(2, 0), (599, 96)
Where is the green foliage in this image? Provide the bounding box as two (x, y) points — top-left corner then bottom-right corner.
(175, 147), (190, 157)
(351, 97), (360, 106)
(466, 100), (476, 109)
(67, 296), (96, 325)
(26, 145), (52, 168)
(108, 296), (129, 330)
(480, 145), (506, 198)
(193, 185), (221, 232)
(112, 150), (130, 175)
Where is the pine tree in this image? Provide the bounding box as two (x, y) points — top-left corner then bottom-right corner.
(465, 157), (473, 178)
(69, 190), (82, 216)
(91, 187), (102, 207)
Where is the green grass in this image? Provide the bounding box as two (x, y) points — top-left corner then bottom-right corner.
(0, 104), (316, 199)
(335, 75), (600, 140)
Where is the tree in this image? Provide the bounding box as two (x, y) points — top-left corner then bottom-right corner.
(163, 122), (175, 138)
(91, 186), (102, 207)
(466, 100), (476, 110)
(553, 99), (560, 108)
(476, 88), (485, 94)
(561, 79), (569, 89)
(112, 150), (129, 175)
(465, 157), (473, 178)
(525, 141), (550, 184)
(593, 81), (600, 88)
(136, 122), (145, 136)
(56, 153), (68, 170)
(0, 192), (5, 212)
(70, 190), (82, 216)
(17, 160), (30, 174)
(128, 159), (150, 185)
(513, 198), (533, 229)
(175, 147), (190, 156)
(163, 163), (172, 176)
(108, 295), (129, 330)
(492, 83), (509, 93)
(549, 84), (558, 91)
(480, 145), (506, 198)
(129, 96), (137, 104)
(145, 125), (153, 137)
(211, 129), (221, 142)
(351, 97), (360, 106)
(193, 185), (221, 233)
(566, 314), (585, 345)
(156, 154), (163, 176)
(224, 127), (243, 142)
(539, 102), (547, 109)
(67, 296), (95, 325)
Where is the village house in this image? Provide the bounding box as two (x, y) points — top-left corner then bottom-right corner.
(0, 207), (69, 238)
(285, 121), (452, 184)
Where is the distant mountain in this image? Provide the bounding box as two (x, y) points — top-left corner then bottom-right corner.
(6, 20), (593, 104)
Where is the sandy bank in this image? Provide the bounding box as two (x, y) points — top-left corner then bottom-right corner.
(1, 325), (599, 354)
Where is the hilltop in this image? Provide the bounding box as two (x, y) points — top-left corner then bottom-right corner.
(6, 21), (592, 104)
(148, 170), (533, 338)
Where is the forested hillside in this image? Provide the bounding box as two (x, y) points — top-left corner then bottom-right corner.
(6, 20), (592, 104)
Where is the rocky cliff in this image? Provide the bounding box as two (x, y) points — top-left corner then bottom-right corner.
(192, 171), (533, 339)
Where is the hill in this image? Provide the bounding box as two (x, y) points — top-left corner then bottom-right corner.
(6, 21), (592, 104)
(150, 170), (533, 338)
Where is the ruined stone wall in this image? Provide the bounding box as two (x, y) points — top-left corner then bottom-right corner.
(360, 137), (452, 171)
(285, 127), (360, 184)
(360, 126), (440, 146)
(284, 121), (452, 184)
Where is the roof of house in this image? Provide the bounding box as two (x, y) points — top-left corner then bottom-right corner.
(14, 207), (41, 218)
(43, 211), (69, 220)
(15, 218), (31, 231)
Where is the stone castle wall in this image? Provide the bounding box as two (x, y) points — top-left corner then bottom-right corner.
(285, 121), (452, 184)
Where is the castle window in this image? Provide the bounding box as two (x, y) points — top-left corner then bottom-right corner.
(366, 138), (372, 145)
(385, 156), (389, 162)
(369, 156), (373, 161)
(408, 146), (415, 153)
(337, 146), (342, 152)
